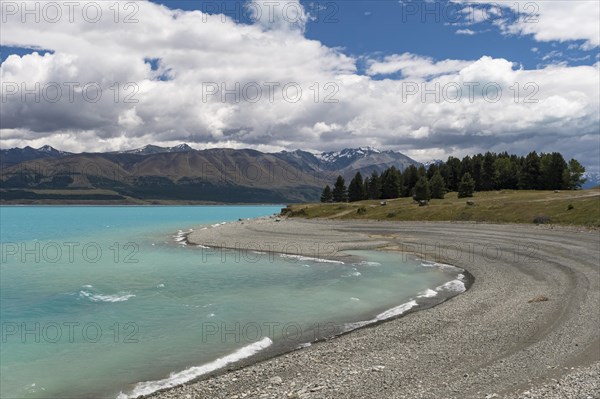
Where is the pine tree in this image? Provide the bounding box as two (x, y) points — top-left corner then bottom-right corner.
(480, 152), (496, 191)
(366, 170), (382, 199)
(332, 175), (348, 202)
(320, 185), (333, 203)
(445, 157), (462, 191)
(541, 152), (567, 190)
(402, 165), (418, 196)
(519, 151), (541, 189)
(413, 176), (431, 201)
(348, 172), (367, 202)
(471, 155), (483, 191)
(381, 167), (402, 199)
(430, 171), (446, 199)
(457, 172), (475, 198)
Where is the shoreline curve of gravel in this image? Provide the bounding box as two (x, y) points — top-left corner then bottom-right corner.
(142, 218), (599, 399)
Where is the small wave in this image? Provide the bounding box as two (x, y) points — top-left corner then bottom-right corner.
(417, 289), (438, 298)
(196, 244), (210, 249)
(343, 300), (419, 332)
(156, 283), (165, 288)
(376, 300), (418, 320)
(119, 337), (273, 398)
(435, 279), (466, 293)
(350, 297), (360, 301)
(280, 254), (344, 264)
(420, 262), (464, 273)
(79, 290), (135, 303)
(358, 261), (381, 267)
(342, 271), (362, 277)
(208, 313), (216, 318)
(296, 342), (312, 349)
(82, 284), (93, 289)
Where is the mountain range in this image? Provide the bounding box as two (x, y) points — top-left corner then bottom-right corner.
(0, 145), (421, 203)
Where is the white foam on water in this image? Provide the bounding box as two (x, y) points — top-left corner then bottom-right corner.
(82, 284), (93, 289)
(279, 254), (344, 264)
(435, 279), (466, 293)
(79, 290), (135, 303)
(118, 337), (273, 398)
(376, 300), (418, 320)
(350, 297), (360, 301)
(156, 283), (165, 288)
(358, 261), (381, 267)
(420, 261), (464, 273)
(343, 300), (419, 332)
(417, 289), (438, 298)
(196, 244), (210, 249)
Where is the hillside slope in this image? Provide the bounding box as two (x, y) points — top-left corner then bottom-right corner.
(285, 189), (600, 227)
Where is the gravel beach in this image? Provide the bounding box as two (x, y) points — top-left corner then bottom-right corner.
(145, 218), (599, 399)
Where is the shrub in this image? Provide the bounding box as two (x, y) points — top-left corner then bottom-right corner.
(290, 208), (308, 217)
(357, 206), (367, 215)
(533, 215), (551, 224)
(567, 204), (574, 210)
(386, 212), (397, 218)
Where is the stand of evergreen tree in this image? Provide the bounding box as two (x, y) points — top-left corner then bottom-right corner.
(457, 173), (475, 198)
(332, 175), (348, 202)
(320, 151), (586, 203)
(348, 172), (367, 202)
(413, 176), (431, 201)
(320, 185), (333, 203)
(430, 171), (446, 199)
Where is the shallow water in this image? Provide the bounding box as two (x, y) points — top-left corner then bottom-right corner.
(0, 206), (463, 398)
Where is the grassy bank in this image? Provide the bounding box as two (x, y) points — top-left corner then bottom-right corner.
(286, 189), (600, 227)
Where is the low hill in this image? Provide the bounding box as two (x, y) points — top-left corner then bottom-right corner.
(285, 189), (600, 227)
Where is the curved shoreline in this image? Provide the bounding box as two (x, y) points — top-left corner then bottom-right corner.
(144, 218), (599, 398)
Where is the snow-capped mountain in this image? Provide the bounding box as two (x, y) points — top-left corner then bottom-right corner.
(119, 144), (195, 155)
(423, 159), (443, 168)
(316, 147), (381, 163)
(582, 171), (600, 189)
(274, 147), (421, 180)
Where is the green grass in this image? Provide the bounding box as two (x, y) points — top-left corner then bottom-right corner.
(286, 189), (600, 227)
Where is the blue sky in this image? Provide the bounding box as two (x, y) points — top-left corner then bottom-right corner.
(2, 1), (595, 68)
(145, 0), (596, 70)
(1, 0), (598, 169)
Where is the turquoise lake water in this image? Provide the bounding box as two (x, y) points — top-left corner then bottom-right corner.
(0, 206), (464, 398)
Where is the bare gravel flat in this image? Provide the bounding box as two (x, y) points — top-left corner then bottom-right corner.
(146, 218), (599, 399)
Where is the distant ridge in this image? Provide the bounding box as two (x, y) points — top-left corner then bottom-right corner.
(0, 145), (422, 203)
(117, 144), (195, 155)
